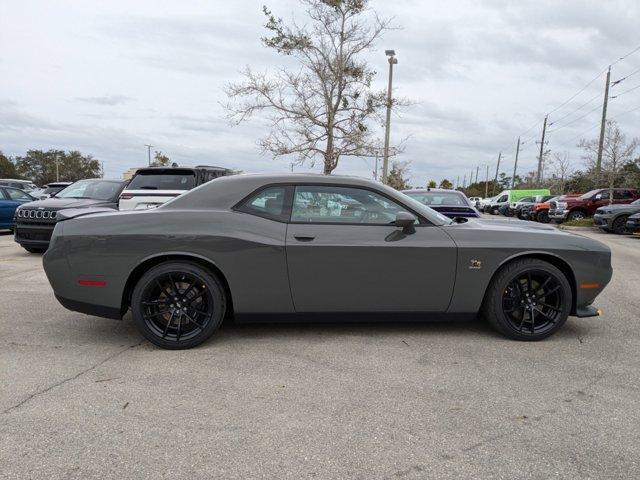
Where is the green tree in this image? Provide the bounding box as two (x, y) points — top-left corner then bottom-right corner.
(151, 151), (171, 167)
(386, 161), (411, 190)
(427, 180), (437, 188)
(0, 151), (19, 178)
(226, 0), (408, 174)
(14, 149), (101, 185)
(438, 179), (452, 189)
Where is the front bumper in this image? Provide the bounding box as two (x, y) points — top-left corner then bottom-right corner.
(548, 209), (569, 220)
(593, 214), (613, 229)
(14, 222), (55, 247)
(575, 305), (602, 318)
(626, 217), (640, 232)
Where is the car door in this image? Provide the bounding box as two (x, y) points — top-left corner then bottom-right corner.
(2, 188), (33, 226)
(612, 189), (634, 205)
(0, 189), (11, 227)
(285, 184), (457, 313)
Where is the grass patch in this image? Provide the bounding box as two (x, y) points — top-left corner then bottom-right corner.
(561, 218), (594, 227)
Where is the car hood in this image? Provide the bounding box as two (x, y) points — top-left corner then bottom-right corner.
(598, 203), (640, 211)
(17, 197), (112, 210)
(456, 217), (558, 233)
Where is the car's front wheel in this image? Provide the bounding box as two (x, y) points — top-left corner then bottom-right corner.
(482, 258), (572, 341)
(611, 215), (628, 234)
(131, 261), (227, 349)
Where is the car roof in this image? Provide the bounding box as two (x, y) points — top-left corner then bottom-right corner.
(164, 173), (430, 210)
(0, 178), (34, 183)
(402, 188), (464, 194)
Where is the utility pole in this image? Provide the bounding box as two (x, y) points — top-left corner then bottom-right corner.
(512, 137), (521, 189)
(145, 144), (154, 166)
(456, 175), (459, 189)
(470, 168), (474, 186)
(55, 152), (60, 182)
(595, 65), (611, 183)
(463, 174), (466, 189)
(475, 166), (479, 185)
(485, 164), (489, 198)
(536, 115), (548, 185)
(382, 50), (397, 184)
(101, 161), (105, 178)
(493, 152), (501, 196)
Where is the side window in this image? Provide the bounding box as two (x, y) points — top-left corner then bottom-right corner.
(291, 185), (408, 225)
(6, 188), (31, 201)
(0, 189), (7, 200)
(236, 186), (289, 221)
(598, 191), (610, 200)
(498, 195), (508, 202)
(614, 190), (633, 200)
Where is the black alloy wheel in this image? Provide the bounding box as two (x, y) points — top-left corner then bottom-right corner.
(611, 215), (628, 235)
(482, 258), (571, 340)
(131, 262), (226, 349)
(537, 210), (549, 223)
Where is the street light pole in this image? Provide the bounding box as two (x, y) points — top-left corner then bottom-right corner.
(382, 50), (397, 184)
(145, 144), (154, 166)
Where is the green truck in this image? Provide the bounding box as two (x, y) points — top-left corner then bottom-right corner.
(487, 189), (552, 215)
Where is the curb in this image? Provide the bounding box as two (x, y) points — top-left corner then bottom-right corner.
(557, 225), (599, 232)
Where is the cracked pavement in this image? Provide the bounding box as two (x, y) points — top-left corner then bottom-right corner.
(1, 230), (639, 479)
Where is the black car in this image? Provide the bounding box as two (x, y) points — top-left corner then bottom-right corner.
(14, 179), (127, 253)
(627, 213), (640, 233)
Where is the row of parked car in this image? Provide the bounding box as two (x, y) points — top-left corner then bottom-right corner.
(477, 187), (640, 235)
(1, 165), (232, 252)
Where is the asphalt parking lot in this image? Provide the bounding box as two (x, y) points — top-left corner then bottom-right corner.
(1, 227), (640, 480)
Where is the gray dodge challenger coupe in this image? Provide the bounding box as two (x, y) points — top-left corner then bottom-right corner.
(43, 174), (612, 349)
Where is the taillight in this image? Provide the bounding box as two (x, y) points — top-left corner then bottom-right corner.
(78, 279), (107, 287)
(119, 193), (133, 200)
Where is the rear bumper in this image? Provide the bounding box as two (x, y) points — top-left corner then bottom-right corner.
(55, 294), (123, 320)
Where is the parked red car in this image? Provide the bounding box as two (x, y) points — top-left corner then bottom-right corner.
(549, 188), (640, 222)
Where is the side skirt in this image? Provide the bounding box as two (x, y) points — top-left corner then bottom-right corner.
(234, 312), (478, 324)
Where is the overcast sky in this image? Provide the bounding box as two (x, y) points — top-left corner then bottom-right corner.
(1, 0), (639, 187)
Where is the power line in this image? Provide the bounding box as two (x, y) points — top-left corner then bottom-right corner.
(611, 66), (640, 86)
(547, 102), (604, 133)
(548, 91), (600, 126)
(546, 67), (607, 116)
(610, 82), (640, 99)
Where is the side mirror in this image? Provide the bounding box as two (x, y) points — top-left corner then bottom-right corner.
(395, 212), (416, 234)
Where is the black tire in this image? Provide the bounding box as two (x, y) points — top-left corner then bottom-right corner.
(23, 246), (46, 254)
(536, 210), (549, 223)
(482, 258), (572, 341)
(567, 210), (587, 222)
(491, 207), (499, 215)
(131, 261), (227, 349)
(611, 215), (628, 234)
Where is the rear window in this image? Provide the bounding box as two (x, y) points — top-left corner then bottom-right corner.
(404, 191), (467, 206)
(128, 171), (196, 191)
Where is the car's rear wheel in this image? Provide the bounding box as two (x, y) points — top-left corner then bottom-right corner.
(611, 215), (628, 234)
(131, 262), (226, 349)
(482, 258), (571, 341)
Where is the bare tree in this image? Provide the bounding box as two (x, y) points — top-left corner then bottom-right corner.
(386, 160), (411, 190)
(225, 0), (407, 174)
(579, 120), (638, 204)
(547, 151), (572, 194)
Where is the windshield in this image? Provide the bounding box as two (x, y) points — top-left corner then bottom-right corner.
(56, 180), (122, 200)
(632, 199), (640, 205)
(404, 191), (468, 206)
(579, 189), (601, 199)
(128, 171), (196, 191)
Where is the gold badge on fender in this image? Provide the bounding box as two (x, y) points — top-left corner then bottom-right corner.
(469, 259), (482, 270)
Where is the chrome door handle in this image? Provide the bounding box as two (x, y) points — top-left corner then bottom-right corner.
(293, 235), (315, 242)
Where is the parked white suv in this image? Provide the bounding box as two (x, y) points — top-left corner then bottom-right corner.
(119, 165), (232, 210)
